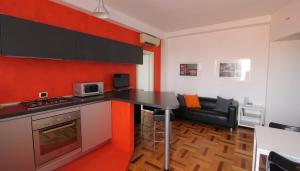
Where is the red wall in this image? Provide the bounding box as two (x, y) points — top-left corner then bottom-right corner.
(0, 0), (161, 104)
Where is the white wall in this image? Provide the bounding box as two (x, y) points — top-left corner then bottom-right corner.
(163, 24), (270, 105)
(266, 40), (300, 126)
(161, 3), (300, 126)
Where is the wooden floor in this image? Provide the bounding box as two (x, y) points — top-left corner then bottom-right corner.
(128, 111), (264, 171)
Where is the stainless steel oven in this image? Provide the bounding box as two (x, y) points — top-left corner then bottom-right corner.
(32, 110), (81, 166)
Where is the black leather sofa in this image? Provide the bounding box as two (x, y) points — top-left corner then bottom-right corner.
(173, 96), (239, 129)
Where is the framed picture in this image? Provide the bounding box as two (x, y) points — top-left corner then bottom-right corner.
(217, 59), (251, 81)
(180, 64), (197, 76)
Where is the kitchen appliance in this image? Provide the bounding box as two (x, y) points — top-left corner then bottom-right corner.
(32, 109), (81, 166)
(113, 74), (129, 90)
(73, 82), (104, 97)
(21, 97), (76, 110)
(140, 33), (160, 47)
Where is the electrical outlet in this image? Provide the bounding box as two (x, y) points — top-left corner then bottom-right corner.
(39, 92), (48, 98)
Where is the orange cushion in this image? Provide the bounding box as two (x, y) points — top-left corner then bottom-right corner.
(183, 95), (201, 108)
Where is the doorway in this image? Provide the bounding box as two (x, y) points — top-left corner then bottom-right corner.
(137, 50), (154, 91)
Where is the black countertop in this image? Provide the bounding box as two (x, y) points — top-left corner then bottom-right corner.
(105, 89), (179, 109)
(0, 89), (179, 120)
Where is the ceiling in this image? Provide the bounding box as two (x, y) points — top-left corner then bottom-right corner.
(56, 0), (292, 33)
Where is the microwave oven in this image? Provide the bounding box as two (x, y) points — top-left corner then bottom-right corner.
(73, 82), (104, 97)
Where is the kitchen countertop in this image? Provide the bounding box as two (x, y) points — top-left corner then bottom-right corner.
(0, 89), (179, 120)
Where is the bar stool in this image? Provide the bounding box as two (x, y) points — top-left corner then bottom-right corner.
(153, 109), (175, 151)
(140, 105), (155, 138)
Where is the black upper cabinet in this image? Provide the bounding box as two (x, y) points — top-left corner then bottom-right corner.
(0, 14), (143, 64)
(78, 33), (143, 64)
(0, 14), (79, 60)
(77, 33), (112, 62)
(110, 41), (143, 64)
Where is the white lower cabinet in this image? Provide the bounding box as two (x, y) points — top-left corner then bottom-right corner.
(0, 117), (35, 171)
(81, 101), (112, 152)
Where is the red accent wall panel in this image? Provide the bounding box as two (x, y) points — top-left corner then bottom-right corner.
(0, 0), (161, 104)
(111, 100), (134, 154)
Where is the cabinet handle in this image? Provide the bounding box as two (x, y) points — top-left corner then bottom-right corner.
(41, 122), (75, 134)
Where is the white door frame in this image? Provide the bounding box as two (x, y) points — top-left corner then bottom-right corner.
(137, 50), (154, 91)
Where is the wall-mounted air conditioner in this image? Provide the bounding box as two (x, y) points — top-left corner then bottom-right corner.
(140, 33), (160, 47)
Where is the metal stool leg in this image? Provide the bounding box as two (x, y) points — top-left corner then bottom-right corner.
(141, 110), (144, 137)
(140, 105), (144, 137)
(153, 120), (156, 151)
(170, 121), (172, 143)
(153, 119), (173, 152)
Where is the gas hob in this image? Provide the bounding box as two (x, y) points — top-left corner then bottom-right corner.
(21, 97), (77, 110)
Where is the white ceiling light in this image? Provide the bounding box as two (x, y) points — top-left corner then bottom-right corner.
(93, 0), (109, 19)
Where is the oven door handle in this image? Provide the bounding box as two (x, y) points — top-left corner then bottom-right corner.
(41, 122), (76, 134)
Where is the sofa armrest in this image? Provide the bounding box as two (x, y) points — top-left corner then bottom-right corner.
(231, 100), (239, 108)
(228, 100), (239, 128)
